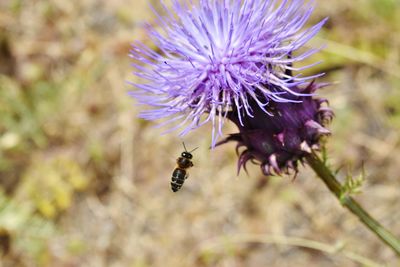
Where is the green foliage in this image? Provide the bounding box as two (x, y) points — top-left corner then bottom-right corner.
(0, 71), (89, 219)
(369, 0), (398, 21)
(198, 249), (220, 266)
(0, 189), (56, 262)
(0, 75), (46, 149)
(66, 238), (87, 256)
(9, 0), (23, 14)
(16, 156), (89, 219)
(0, 72), (70, 182)
(320, 142), (342, 175)
(339, 165), (366, 204)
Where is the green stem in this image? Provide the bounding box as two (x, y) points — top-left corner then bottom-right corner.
(305, 153), (400, 256)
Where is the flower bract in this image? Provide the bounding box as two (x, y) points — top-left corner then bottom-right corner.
(216, 82), (333, 176)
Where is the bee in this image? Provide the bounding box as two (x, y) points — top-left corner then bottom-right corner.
(171, 142), (198, 192)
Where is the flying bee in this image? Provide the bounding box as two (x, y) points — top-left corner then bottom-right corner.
(171, 142), (198, 192)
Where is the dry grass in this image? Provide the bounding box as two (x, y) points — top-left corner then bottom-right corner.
(0, 0), (399, 266)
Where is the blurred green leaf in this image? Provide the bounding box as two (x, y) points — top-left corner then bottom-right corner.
(0, 189), (56, 262)
(17, 156), (89, 219)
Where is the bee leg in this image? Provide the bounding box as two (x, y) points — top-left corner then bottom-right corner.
(184, 174), (189, 180)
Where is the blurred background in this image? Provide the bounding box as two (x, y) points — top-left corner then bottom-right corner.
(0, 0), (399, 266)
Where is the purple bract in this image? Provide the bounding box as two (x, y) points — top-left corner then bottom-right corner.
(129, 0), (327, 146)
(216, 82), (333, 176)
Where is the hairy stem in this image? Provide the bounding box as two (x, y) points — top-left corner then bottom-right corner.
(305, 153), (400, 256)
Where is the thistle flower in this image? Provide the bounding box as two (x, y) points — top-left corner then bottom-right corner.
(216, 82), (333, 176)
(130, 2), (400, 254)
(129, 0), (328, 146)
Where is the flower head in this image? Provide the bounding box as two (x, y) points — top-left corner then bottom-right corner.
(216, 82), (333, 176)
(130, 0), (327, 145)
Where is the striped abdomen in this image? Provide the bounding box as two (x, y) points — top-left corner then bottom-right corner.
(171, 168), (187, 192)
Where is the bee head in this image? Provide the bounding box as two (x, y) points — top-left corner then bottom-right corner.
(181, 152), (193, 159)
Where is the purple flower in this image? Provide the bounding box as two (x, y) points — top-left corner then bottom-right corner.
(129, 0), (327, 146)
(216, 82), (333, 176)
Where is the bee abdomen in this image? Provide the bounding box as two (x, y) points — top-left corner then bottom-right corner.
(171, 168), (187, 192)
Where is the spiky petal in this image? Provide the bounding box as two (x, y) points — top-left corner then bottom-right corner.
(129, 0), (327, 145)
